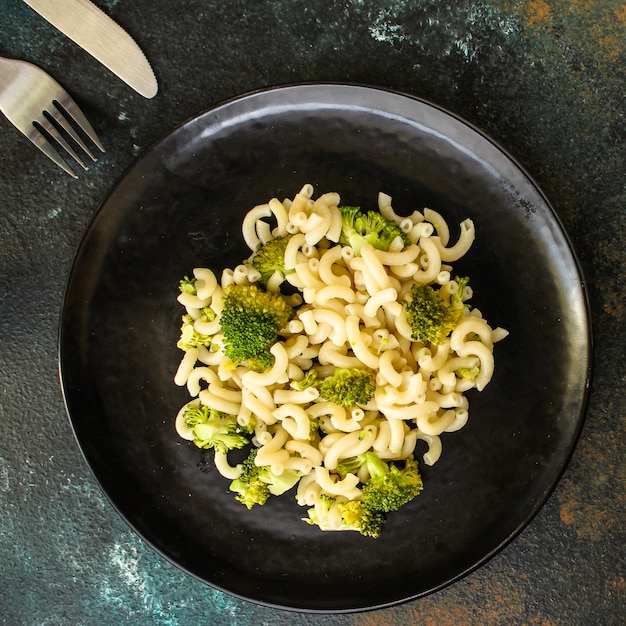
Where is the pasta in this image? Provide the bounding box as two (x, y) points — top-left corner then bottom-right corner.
(173, 184), (508, 536)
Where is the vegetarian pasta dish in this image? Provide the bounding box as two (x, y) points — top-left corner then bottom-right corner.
(173, 184), (507, 537)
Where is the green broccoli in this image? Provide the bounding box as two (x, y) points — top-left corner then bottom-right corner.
(229, 448), (300, 509)
(305, 452), (423, 536)
(304, 494), (386, 538)
(229, 448), (271, 509)
(303, 494), (334, 530)
(289, 369), (318, 391)
(219, 283), (294, 372)
(403, 276), (470, 345)
(176, 276), (217, 351)
(179, 276), (216, 324)
(337, 499), (386, 538)
(457, 365), (480, 382)
(316, 367), (375, 408)
(360, 452), (423, 513)
(177, 314), (214, 351)
(183, 403), (251, 453)
(307, 414), (323, 441)
(334, 453), (368, 478)
(338, 205), (410, 255)
(179, 275), (197, 295)
(250, 234), (295, 286)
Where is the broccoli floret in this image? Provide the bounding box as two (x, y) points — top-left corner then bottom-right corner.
(230, 458), (271, 509)
(307, 414), (323, 441)
(337, 499), (386, 538)
(457, 366), (480, 382)
(176, 276), (219, 350)
(403, 276), (470, 345)
(360, 452), (423, 513)
(338, 206), (410, 255)
(183, 404), (251, 453)
(334, 454), (367, 478)
(250, 234), (294, 286)
(229, 448), (300, 509)
(198, 307), (216, 323)
(177, 314), (214, 351)
(179, 276), (216, 321)
(179, 275), (197, 295)
(316, 367), (375, 408)
(219, 284), (294, 372)
(304, 494), (386, 538)
(290, 369), (318, 391)
(305, 453), (423, 536)
(303, 494), (335, 530)
(229, 448), (270, 509)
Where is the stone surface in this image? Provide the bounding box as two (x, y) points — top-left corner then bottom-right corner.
(0, 0), (624, 624)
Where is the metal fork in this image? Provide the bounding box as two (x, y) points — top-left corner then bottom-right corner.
(0, 56), (104, 178)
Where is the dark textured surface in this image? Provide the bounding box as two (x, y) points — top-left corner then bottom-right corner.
(0, 0), (624, 624)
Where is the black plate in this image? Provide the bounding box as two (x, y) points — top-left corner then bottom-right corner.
(59, 84), (591, 612)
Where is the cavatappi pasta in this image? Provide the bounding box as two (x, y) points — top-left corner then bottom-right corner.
(173, 184), (508, 534)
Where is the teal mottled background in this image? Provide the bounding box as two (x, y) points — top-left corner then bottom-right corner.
(0, 0), (624, 624)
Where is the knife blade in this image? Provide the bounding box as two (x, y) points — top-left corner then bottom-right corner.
(23, 0), (158, 98)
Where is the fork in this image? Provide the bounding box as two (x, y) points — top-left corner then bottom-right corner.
(0, 56), (104, 178)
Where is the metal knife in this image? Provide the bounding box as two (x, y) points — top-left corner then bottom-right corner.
(23, 0), (158, 98)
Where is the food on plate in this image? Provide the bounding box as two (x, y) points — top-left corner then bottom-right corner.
(173, 184), (508, 537)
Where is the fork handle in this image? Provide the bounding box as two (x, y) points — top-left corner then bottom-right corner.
(0, 56), (26, 86)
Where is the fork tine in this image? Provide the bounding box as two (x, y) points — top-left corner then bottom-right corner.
(36, 114), (89, 172)
(56, 95), (105, 153)
(48, 102), (96, 162)
(26, 125), (78, 178)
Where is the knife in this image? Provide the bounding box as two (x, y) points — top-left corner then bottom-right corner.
(23, 0), (158, 98)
